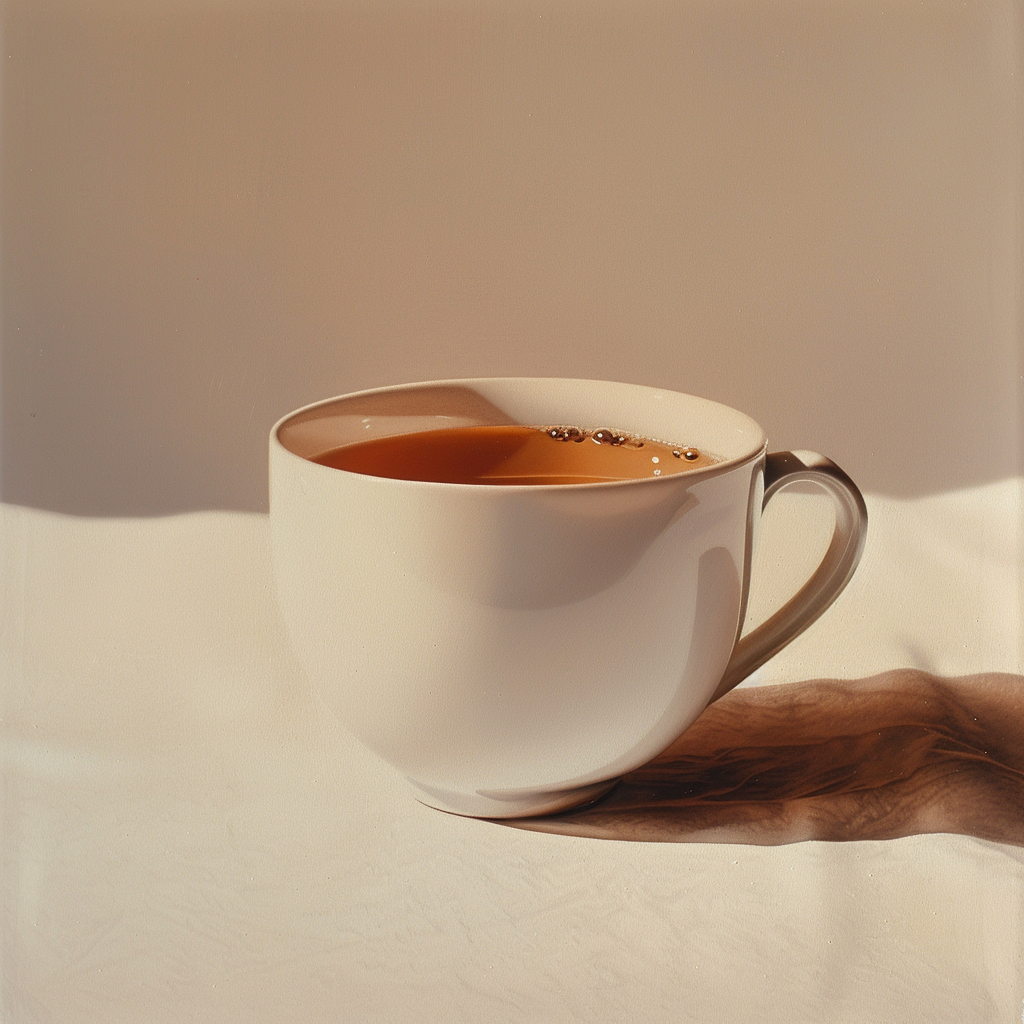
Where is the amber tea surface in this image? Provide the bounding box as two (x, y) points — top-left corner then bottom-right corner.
(312, 424), (719, 485)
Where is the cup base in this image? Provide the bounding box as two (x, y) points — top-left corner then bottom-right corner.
(410, 777), (620, 819)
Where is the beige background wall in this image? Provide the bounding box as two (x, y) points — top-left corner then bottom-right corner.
(2, 0), (1020, 515)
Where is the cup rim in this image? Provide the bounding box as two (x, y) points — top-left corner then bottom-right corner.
(271, 376), (769, 490)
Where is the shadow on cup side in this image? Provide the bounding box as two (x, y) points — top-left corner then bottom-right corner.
(496, 669), (1024, 847)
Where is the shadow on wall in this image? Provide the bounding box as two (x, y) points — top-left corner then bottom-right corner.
(2, 1), (1019, 516)
(499, 670), (1024, 847)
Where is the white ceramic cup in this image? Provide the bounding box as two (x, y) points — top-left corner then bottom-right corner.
(270, 378), (867, 818)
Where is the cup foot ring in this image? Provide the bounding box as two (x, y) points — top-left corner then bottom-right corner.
(411, 777), (620, 819)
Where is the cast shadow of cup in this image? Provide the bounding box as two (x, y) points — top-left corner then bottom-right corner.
(497, 670), (1024, 847)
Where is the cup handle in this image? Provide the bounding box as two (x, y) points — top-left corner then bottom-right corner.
(707, 450), (868, 704)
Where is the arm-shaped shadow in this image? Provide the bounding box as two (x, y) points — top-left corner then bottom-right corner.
(499, 670), (1024, 845)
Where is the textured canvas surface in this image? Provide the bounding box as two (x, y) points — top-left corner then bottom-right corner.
(2, 483), (1021, 1022)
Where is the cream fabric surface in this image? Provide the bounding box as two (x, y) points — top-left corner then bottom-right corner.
(2, 481), (1022, 1023)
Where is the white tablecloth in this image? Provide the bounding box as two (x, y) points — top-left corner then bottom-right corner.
(2, 480), (1021, 1022)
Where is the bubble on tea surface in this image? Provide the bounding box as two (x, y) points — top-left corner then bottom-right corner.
(673, 447), (701, 461)
(591, 429), (644, 449)
(546, 426), (587, 443)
